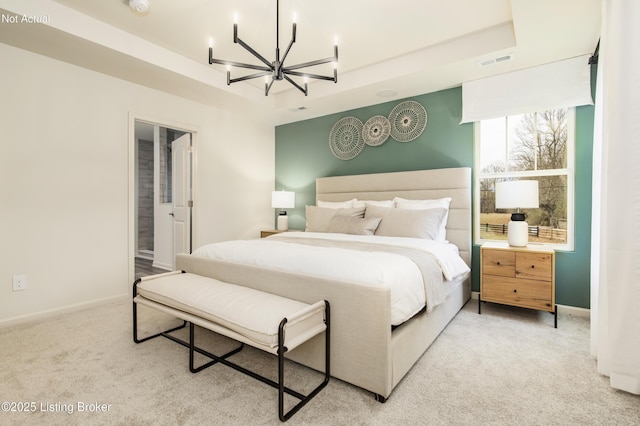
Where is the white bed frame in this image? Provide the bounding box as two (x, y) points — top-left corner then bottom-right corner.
(176, 167), (472, 401)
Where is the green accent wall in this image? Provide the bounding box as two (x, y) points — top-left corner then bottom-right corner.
(276, 81), (594, 309)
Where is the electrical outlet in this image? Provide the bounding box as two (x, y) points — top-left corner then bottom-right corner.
(12, 275), (26, 291)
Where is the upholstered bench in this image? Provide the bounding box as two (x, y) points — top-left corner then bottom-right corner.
(132, 271), (330, 422)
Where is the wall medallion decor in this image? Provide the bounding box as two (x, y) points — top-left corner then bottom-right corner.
(329, 116), (365, 160)
(328, 100), (427, 160)
(388, 100), (427, 142)
(363, 115), (391, 146)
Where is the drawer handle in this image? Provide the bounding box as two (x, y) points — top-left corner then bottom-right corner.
(513, 289), (517, 293)
(496, 261), (501, 266)
(531, 265), (535, 269)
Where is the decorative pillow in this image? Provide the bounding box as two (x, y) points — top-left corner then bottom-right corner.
(394, 197), (452, 241)
(327, 216), (382, 236)
(305, 206), (366, 232)
(353, 199), (395, 208)
(365, 205), (448, 240)
(317, 199), (356, 209)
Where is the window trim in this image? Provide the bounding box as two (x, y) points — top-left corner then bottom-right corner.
(473, 108), (575, 251)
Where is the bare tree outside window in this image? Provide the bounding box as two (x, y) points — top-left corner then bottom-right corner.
(477, 108), (574, 247)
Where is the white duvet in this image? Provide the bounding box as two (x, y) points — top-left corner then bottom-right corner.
(191, 232), (470, 326)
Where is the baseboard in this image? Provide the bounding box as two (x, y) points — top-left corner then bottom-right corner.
(471, 291), (590, 319)
(557, 304), (590, 318)
(152, 260), (172, 271)
(0, 293), (129, 328)
(136, 250), (154, 261)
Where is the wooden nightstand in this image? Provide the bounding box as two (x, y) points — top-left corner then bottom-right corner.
(260, 229), (286, 238)
(479, 242), (557, 328)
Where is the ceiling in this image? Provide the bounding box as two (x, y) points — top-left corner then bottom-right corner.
(0, 0), (601, 125)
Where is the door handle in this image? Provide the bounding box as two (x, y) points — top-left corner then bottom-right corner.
(169, 212), (175, 217)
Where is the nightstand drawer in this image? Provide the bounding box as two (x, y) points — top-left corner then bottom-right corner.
(516, 252), (553, 281)
(482, 275), (553, 311)
(482, 250), (516, 277)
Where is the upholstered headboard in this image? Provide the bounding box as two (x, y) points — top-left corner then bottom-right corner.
(315, 167), (472, 267)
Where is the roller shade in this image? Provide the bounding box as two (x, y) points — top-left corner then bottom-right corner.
(461, 55), (593, 123)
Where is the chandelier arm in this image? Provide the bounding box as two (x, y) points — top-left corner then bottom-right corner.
(280, 37), (296, 67)
(284, 56), (336, 71)
(229, 71), (273, 84)
(235, 37), (273, 68)
(209, 58), (271, 72)
(284, 70), (336, 82)
(282, 74), (308, 96)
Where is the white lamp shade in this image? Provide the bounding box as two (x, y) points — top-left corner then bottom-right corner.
(495, 180), (539, 209)
(271, 190), (295, 209)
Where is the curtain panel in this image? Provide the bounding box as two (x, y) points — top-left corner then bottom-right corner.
(590, 0), (640, 395)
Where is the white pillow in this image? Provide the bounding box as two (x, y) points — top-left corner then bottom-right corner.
(317, 199), (356, 209)
(353, 199), (395, 208)
(365, 205), (448, 240)
(305, 206), (366, 232)
(394, 197), (452, 241)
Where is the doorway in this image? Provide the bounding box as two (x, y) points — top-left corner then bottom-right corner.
(129, 115), (196, 282)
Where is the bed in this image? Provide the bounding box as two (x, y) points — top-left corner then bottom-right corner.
(176, 167), (472, 401)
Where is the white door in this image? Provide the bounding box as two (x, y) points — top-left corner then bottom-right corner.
(171, 133), (192, 268)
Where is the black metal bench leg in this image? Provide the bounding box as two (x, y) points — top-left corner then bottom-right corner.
(188, 322), (244, 373)
(278, 301), (331, 422)
(132, 279), (186, 343)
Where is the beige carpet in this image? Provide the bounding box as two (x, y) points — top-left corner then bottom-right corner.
(1, 297), (638, 425)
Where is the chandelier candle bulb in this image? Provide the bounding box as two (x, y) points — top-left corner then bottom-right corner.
(233, 14), (238, 43)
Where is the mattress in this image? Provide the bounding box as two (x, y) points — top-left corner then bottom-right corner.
(191, 232), (470, 326)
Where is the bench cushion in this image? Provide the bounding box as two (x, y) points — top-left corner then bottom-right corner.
(137, 273), (325, 349)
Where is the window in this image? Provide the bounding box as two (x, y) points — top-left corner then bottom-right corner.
(475, 108), (575, 250)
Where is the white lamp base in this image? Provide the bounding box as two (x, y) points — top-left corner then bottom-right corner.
(276, 215), (289, 231)
(508, 221), (529, 247)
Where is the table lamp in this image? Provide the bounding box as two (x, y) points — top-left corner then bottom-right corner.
(495, 180), (539, 247)
(271, 190), (295, 231)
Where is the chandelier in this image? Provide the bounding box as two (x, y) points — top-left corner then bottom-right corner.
(208, 0), (338, 96)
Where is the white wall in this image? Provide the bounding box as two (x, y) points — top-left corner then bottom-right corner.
(0, 43), (275, 324)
